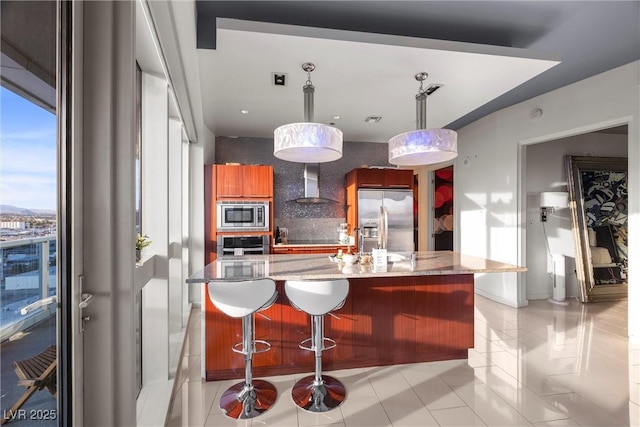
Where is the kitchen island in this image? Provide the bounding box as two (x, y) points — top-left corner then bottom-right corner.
(187, 251), (525, 381)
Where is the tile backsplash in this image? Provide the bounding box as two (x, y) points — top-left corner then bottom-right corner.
(274, 217), (348, 243)
(215, 136), (391, 237)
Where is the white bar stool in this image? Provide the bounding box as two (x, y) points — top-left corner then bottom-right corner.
(285, 279), (349, 412)
(207, 279), (278, 419)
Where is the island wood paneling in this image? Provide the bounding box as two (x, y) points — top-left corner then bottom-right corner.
(204, 274), (474, 381)
(272, 245), (353, 255)
(204, 289), (283, 379)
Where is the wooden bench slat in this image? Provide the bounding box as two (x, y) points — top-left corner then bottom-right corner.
(16, 360), (57, 388)
(24, 358), (48, 372)
(27, 357), (46, 368)
(13, 345), (56, 380)
(18, 361), (41, 374)
(15, 362), (42, 379)
(2, 346), (57, 425)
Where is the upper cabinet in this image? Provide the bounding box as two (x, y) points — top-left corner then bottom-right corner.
(346, 167), (414, 190)
(216, 164), (274, 199)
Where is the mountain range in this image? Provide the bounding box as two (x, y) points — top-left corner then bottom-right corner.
(0, 205), (56, 215)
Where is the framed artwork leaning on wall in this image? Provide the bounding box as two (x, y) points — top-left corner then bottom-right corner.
(565, 155), (628, 303)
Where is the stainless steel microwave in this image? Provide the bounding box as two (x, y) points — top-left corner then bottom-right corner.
(216, 201), (269, 231)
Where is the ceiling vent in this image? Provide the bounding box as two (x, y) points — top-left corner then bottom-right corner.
(425, 83), (443, 96)
(365, 115), (383, 123)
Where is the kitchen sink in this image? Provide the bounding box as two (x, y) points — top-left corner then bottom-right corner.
(387, 252), (409, 262)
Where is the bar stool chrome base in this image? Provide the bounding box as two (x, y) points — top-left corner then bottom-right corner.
(207, 279), (279, 420)
(285, 279), (349, 412)
(220, 379), (278, 419)
(291, 375), (346, 412)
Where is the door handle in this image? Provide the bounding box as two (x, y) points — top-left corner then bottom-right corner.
(79, 293), (93, 309)
(20, 296), (57, 315)
(77, 275), (93, 333)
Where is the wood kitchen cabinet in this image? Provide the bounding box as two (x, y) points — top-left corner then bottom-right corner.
(346, 167), (413, 190)
(345, 167), (414, 239)
(205, 164), (275, 264)
(216, 164), (274, 199)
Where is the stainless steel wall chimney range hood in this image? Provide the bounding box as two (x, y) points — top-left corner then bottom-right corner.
(290, 163), (338, 204)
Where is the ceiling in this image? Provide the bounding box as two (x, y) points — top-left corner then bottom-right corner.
(194, 1), (639, 143)
(1, 1), (56, 111)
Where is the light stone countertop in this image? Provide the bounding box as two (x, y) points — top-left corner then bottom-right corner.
(273, 242), (354, 248)
(186, 251), (526, 283)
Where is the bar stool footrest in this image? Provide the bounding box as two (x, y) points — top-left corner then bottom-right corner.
(232, 339), (271, 355)
(298, 337), (336, 352)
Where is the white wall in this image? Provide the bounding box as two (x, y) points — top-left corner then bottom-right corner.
(71, 1), (203, 424)
(141, 72), (169, 385)
(75, 2), (137, 424)
(188, 142), (204, 304)
(180, 128), (191, 321)
(168, 118), (186, 369)
(153, 0), (215, 306)
(525, 133), (628, 300)
(455, 60), (639, 340)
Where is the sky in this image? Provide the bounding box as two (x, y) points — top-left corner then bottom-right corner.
(0, 86), (57, 211)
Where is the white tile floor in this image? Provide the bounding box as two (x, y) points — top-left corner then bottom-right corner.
(163, 296), (640, 427)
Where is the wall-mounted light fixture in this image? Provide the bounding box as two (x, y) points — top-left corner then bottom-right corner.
(540, 191), (570, 305)
(540, 191), (569, 222)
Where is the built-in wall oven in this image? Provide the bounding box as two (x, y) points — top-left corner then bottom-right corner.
(217, 201), (269, 232)
(216, 235), (270, 256)
(216, 235), (270, 279)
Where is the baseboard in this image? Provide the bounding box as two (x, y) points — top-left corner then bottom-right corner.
(527, 293), (552, 301)
(475, 288), (528, 308)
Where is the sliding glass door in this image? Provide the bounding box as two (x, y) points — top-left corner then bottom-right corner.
(1, 1), (71, 425)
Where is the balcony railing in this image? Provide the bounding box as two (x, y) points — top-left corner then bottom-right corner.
(0, 235), (56, 342)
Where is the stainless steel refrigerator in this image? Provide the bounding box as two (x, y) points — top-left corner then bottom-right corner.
(357, 189), (414, 253)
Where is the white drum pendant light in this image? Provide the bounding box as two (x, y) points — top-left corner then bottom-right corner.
(389, 72), (458, 166)
(274, 63), (343, 163)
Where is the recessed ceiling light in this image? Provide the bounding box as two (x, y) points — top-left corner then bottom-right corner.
(240, 109), (249, 114)
(365, 116), (382, 123)
(530, 108), (543, 119)
(332, 115), (341, 120)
